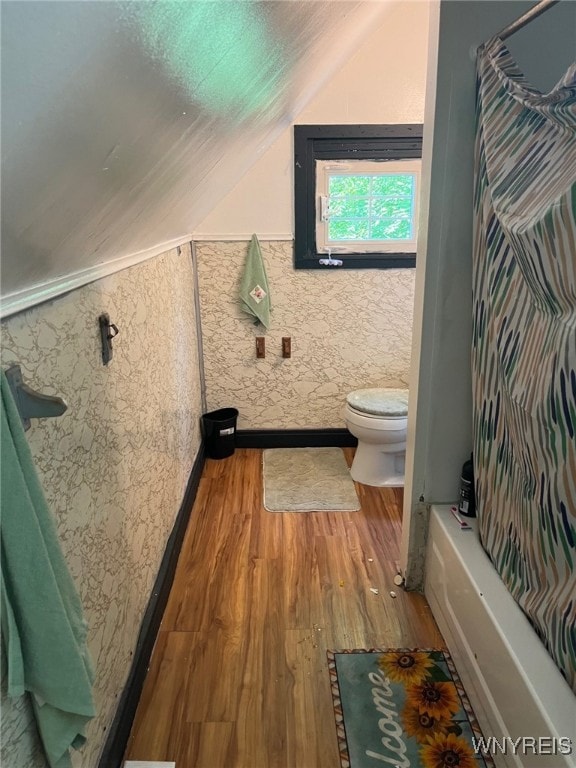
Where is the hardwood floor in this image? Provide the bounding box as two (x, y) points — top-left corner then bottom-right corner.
(125, 448), (443, 767)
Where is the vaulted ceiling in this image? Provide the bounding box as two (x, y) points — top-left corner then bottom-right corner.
(1, 0), (394, 299)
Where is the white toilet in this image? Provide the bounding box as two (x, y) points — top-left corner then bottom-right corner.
(343, 388), (409, 487)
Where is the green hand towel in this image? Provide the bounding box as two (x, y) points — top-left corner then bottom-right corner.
(0, 371), (95, 768)
(239, 234), (272, 329)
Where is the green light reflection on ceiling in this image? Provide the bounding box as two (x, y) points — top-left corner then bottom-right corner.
(124, 1), (282, 119)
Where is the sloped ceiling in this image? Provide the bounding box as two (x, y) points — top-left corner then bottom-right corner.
(1, 0), (393, 300)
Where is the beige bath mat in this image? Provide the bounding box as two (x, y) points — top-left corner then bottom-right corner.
(262, 447), (360, 512)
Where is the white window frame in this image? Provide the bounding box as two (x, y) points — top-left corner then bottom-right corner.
(315, 159), (421, 255)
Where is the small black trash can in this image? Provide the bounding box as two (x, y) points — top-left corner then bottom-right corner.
(201, 407), (239, 459)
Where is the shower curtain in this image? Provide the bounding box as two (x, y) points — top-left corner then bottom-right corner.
(472, 38), (576, 692)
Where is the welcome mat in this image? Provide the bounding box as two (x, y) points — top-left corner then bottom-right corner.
(262, 447), (360, 512)
(328, 649), (494, 768)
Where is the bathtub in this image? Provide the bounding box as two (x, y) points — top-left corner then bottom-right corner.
(424, 505), (575, 768)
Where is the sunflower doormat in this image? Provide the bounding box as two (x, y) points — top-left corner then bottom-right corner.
(327, 649), (494, 768)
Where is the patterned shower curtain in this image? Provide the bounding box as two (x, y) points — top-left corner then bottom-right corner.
(473, 38), (576, 692)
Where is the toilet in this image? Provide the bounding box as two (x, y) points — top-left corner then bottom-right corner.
(343, 388), (409, 487)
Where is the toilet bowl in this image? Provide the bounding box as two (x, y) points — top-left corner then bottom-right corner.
(343, 388), (408, 487)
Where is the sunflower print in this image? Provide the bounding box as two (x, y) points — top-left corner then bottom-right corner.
(420, 731), (477, 768)
(378, 651), (435, 684)
(406, 680), (461, 720)
(401, 704), (451, 743)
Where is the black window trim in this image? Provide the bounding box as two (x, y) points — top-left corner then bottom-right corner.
(294, 123), (423, 270)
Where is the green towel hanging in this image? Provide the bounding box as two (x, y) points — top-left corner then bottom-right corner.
(239, 234), (272, 329)
(0, 371), (95, 768)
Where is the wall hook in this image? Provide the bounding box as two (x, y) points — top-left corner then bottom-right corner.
(5, 365), (67, 431)
(99, 314), (119, 366)
(319, 247), (343, 267)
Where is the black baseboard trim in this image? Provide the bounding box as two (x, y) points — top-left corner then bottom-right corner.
(98, 443), (206, 768)
(235, 428), (357, 449)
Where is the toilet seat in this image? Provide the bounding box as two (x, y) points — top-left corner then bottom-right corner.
(346, 388), (408, 418)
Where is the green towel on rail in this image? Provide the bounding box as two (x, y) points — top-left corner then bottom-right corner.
(0, 371), (95, 768)
(239, 234), (272, 329)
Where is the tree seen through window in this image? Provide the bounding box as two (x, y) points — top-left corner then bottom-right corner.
(327, 173), (415, 242)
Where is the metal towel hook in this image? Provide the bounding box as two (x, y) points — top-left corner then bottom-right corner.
(4, 365), (67, 431)
(99, 314), (119, 365)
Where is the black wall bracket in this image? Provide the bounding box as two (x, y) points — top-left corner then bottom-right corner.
(99, 314), (119, 366)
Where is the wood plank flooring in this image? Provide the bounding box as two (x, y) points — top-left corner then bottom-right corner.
(125, 448), (443, 767)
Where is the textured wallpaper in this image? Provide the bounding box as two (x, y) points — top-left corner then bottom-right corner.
(196, 240), (415, 428)
(0, 244), (203, 768)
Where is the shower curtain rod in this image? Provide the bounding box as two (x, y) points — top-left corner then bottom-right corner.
(495, 0), (561, 41)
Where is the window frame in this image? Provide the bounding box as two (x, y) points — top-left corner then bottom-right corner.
(294, 124), (423, 270)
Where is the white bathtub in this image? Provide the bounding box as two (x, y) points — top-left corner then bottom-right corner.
(424, 505), (575, 768)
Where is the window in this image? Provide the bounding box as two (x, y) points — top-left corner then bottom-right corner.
(294, 124), (423, 269)
(316, 160), (420, 254)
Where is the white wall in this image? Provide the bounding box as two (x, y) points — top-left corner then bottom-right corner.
(401, 0), (576, 586)
(194, 2), (431, 430)
(195, 0), (430, 238)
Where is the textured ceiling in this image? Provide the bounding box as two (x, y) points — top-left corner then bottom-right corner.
(1, 0), (392, 299)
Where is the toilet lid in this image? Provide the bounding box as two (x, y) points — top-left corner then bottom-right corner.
(346, 388), (409, 417)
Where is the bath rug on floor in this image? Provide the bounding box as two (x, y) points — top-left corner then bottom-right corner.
(262, 447), (360, 512)
(328, 648), (495, 768)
